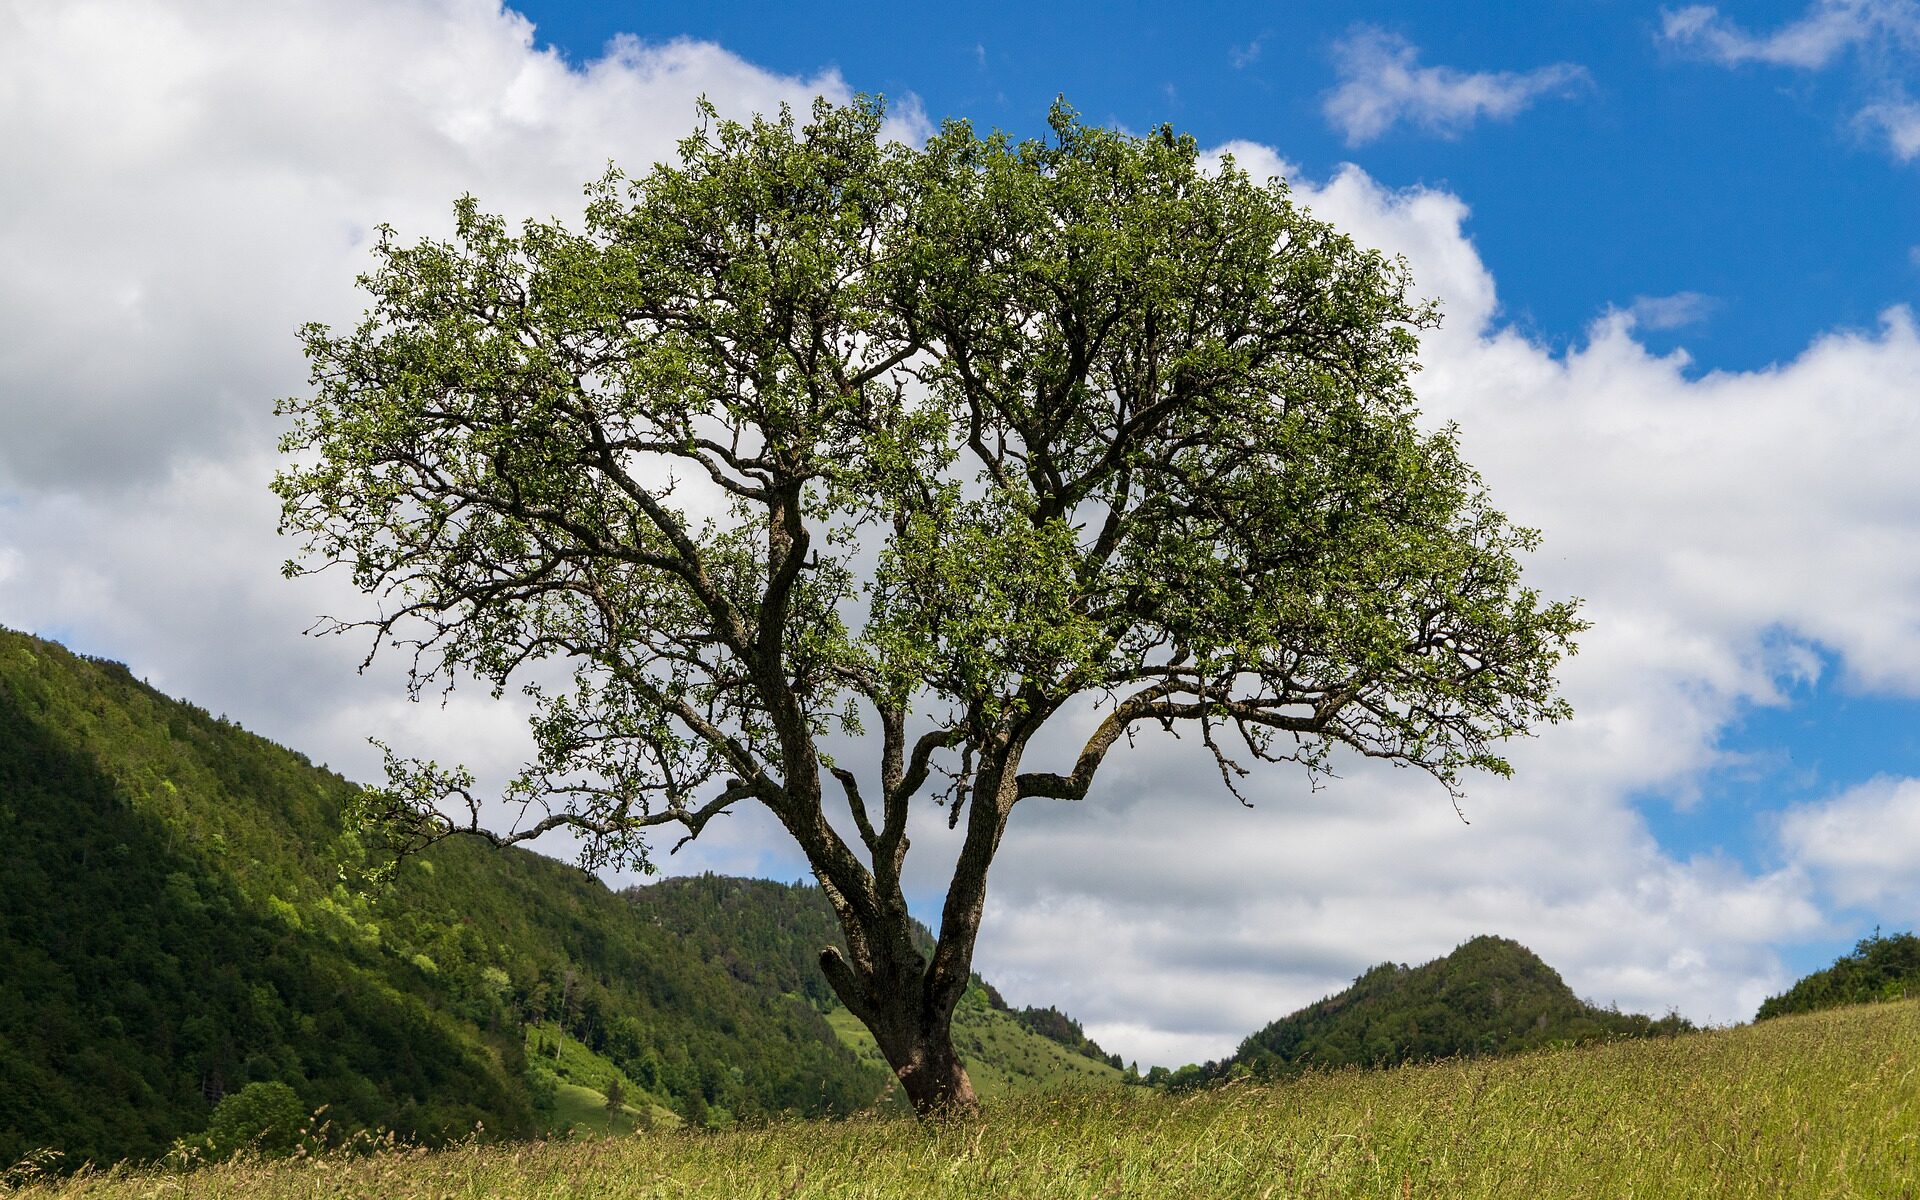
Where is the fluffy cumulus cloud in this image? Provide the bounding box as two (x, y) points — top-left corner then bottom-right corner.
(1780, 777), (1920, 911)
(9, 0), (1920, 1069)
(1322, 26), (1589, 144)
(0, 0), (922, 497)
(1861, 98), (1920, 159)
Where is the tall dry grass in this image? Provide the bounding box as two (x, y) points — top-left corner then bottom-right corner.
(10, 998), (1916, 1199)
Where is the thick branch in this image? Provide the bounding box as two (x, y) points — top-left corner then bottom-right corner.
(1013, 681), (1180, 801)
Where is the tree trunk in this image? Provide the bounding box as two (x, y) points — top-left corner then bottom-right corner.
(892, 1024), (978, 1116)
(811, 742), (1024, 1119)
(818, 943), (981, 1118)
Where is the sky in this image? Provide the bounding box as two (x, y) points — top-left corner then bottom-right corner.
(3, 0), (1920, 1068)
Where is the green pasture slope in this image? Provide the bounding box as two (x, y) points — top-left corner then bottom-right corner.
(12, 998), (1915, 1199)
(824, 987), (1122, 1107)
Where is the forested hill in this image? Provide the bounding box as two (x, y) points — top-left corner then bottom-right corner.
(624, 875), (1129, 1094)
(1756, 930), (1920, 1020)
(0, 627), (1114, 1170)
(1159, 935), (1691, 1088)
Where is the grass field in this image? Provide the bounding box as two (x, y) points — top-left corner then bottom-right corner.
(8, 999), (1916, 1199)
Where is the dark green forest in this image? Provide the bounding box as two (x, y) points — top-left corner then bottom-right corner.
(0, 628), (1104, 1169)
(1756, 930), (1920, 1020)
(624, 876), (1125, 1071)
(1150, 935), (1693, 1090)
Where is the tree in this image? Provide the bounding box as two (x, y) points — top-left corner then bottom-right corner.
(195, 1081), (306, 1160)
(275, 96), (1584, 1115)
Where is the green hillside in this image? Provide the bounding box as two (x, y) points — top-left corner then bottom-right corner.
(0, 628), (1114, 1170)
(1163, 934), (1690, 1087)
(1756, 929), (1920, 1019)
(622, 875), (1126, 1104)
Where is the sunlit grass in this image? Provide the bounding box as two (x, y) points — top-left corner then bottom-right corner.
(12, 999), (1916, 1199)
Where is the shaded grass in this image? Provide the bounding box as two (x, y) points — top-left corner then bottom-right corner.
(12, 999), (1917, 1198)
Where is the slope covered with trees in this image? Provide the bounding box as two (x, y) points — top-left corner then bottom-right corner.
(1153, 935), (1690, 1089)
(627, 875), (1125, 1103)
(1756, 930), (1920, 1019)
(0, 628), (1111, 1169)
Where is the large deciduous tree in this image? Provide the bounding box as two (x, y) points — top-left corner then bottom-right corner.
(275, 96), (1583, 1115)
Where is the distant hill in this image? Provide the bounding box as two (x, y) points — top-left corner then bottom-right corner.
(0, 628), (1114, 1168)
(1756, 930), (1920, 1020)
(1155, 935), (1691, 1088)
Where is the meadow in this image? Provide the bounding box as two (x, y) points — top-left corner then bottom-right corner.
(9, 998), (1915, 1200)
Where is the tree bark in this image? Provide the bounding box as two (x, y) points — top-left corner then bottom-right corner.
(820, 943), (981, 1116)
(892, 1023), (978, 1115)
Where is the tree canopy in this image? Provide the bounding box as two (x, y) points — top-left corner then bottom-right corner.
(275, 95), (1583, 1112)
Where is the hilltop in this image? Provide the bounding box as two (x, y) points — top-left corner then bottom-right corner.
(1153, 934), (1690, 1088)
(1757, 929), (1920, 1020)
(0, 628), (1114, 1169)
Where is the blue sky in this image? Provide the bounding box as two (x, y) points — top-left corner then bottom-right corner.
(4, 0), (1920, 1063)
(517, 0), (1920, 375)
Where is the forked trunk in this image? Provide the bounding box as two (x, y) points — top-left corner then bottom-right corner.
(818, 943), (981, 1118)
(813, 743), (1023, 1119)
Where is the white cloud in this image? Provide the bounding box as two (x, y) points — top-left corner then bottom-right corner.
(1861, 96), (1920, 158)
(0, 0), (928, 497)
(0, 0), (936, 706)
(1662, 2), (1920, 162)
(1659, 1), (1916, 68)
(1780, 776), (1920, 910)
(1627, 291), (1719, 331)
(7, 0), (1920, 1072)
(1323, 26), (1589, 144)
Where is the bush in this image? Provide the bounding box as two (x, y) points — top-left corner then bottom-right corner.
(196, 1082), (307, 1159)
